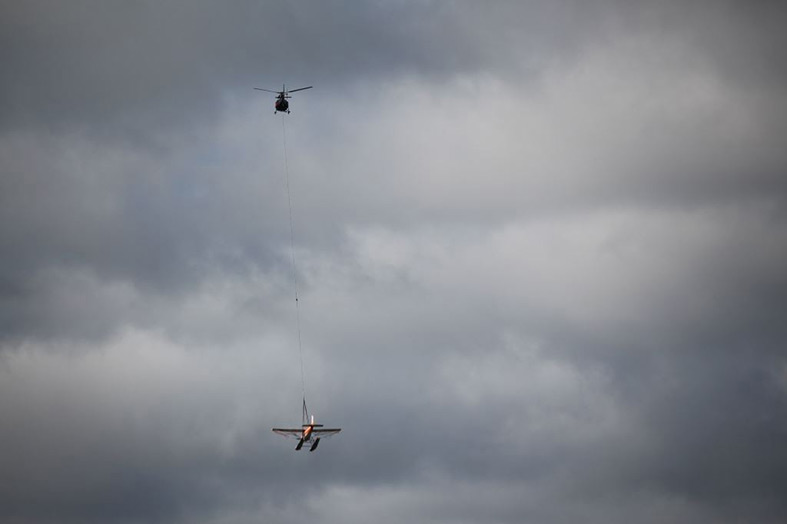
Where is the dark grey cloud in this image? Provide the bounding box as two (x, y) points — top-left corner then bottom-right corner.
(0, 0), (654, 134)
(2, 0), (785, 130)
(1, 1), (787, 523)
(0, 0), (472, 132)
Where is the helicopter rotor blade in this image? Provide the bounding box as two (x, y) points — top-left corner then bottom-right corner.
(254, 87), (282, 94)
(287, 86), (313, 93)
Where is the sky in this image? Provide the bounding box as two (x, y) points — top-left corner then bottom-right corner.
(1, 1), (787, 522)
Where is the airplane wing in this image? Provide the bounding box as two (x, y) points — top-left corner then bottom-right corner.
(272, 428), (303, 439)
(312, 428), (342, 438)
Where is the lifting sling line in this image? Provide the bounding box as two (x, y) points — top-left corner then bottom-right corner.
(281, 113), (307, 408)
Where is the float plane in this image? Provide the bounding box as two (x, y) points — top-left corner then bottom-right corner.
(272, 400), (341, 452)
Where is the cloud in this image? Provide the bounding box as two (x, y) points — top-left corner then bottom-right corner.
(1, 1), (786, 523)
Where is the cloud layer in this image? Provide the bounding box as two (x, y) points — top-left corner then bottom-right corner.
(1, 1), (786, 523)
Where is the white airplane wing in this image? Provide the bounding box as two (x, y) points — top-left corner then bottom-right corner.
(312, 428), (342, 438)
(272, 428), (303, 439)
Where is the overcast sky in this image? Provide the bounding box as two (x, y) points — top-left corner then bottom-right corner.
(2, 1), (787, 523)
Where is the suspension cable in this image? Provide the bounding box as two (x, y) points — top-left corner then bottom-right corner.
(281, 114), (307, 404)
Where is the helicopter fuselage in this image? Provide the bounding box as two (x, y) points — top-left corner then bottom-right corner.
(275, 96), (289, 113)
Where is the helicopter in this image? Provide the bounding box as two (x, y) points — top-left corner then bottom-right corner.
(254, 84), (313, 114)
